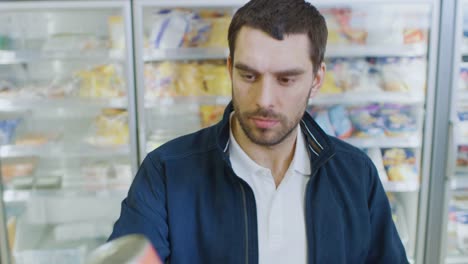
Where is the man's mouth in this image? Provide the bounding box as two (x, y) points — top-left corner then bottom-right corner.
(250, 117), (279, 129)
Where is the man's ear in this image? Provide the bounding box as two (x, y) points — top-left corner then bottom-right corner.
(310, 62), (326, 98)
(227, 56), (233, 81)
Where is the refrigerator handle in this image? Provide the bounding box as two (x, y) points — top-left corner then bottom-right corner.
(446, 121), (456, 181)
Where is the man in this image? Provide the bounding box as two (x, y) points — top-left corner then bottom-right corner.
(109, 0), (408, 263)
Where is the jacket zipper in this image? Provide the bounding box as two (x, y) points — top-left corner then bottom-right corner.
(305, 153), (335, 264)
(239, 182), (249, 264)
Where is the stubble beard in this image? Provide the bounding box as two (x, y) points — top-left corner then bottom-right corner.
(232, 87), (311, 147)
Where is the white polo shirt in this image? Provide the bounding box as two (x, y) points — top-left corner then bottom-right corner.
(229, 123), (311, 264)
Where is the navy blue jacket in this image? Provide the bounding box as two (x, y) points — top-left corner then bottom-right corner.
(109, 102), (408, 264)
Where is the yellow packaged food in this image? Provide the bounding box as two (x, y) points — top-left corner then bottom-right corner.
(320, 72), (342, 94)
(382, 148), (418, 182)
(145, 62), (178, 97)
(201, 63), (231, 96)
(89, 108), (129, 146)
(7, 217), (16, 252)
(108, 15), (125, 51)
(76, 64), (126, 98)
(200, 105), (225, 128)
(203, 16), (231, 48)
(176, 63), (204, 96)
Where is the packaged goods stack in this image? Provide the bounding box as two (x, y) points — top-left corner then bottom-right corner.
(0, 2), (137, 263)
(135, 7), (233, 153)
(445, 3), (468, 262)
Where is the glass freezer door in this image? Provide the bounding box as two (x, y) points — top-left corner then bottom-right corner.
(444, 1), (468, 263)
(133, 1), (437, 263)
(0, 1), (137, 263)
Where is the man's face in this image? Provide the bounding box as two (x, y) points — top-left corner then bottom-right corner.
(228, 26), (325, 147)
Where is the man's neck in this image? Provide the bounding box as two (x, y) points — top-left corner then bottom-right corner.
(232, 116), (297, 187)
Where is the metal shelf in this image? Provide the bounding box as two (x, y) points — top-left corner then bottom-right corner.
(0, 97), (128, 111)
(446, 255), (468, 264)
(0, 143), (130, 158)
(141, 43), (427, 62)
(326, 43), (427, 58)
(145, 95), (231, 108)
(343, 134), (421, 148)
(383, 181), (420, 192)
(312, 91), (425, 105)
(0, 50), (124, 65)
(143, 48), (228, 62)
(136, 0), (433, 6)
(144, 92), (425, 108)
(3, 188), (127, 204)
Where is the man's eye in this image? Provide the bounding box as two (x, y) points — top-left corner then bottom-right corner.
(241, 74), (256, 82)
(279, 77), (295, 86)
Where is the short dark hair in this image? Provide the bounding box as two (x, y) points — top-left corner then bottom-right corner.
(228, 0), (328, 73)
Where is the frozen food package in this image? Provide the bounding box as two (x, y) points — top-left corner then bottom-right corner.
(447, 205), (459, 253)
(7, 216), (16, 252)
(85, 108), (129, 147)
(144, 62), (178, 97)
(378, 57), (408, 92)
(0, 80), (17, 97)
(329, 8), (367, 44)
(149, 9), (191, 49)
(108, 15), (125, 51)
(458, 145), (468, 167)
(76, 64), (126, 98)
(176, 62), (203, 96)
(320, 70), (343, 94)
(200, 62), (231, 96)
(329, 58), (369, 91)
(185, 18), (211, 47)
(320, 9), (349, 45)
(356, 58), (384, 91)
(1, 158), (37, 184)
(460, 67), (468, 91)
(381, 148), (418, 182)
(366, 148), (389, 182)
(310, 108), (335, 136)
(380, 104), (417, 137)
(204, 16), (230, 48)
(0, 118), (21, 145)
(456, 211), (468, 250)
(328, 105), (353, 139)
(199, 105), (225, 128)
(15, 132), (60, 146)
(400, 57), (427, 93)
(403, 29), (426, 44)
(458, 108), (468, 139)
(401, 7), (430, 44)
(348, 104), (385, 138)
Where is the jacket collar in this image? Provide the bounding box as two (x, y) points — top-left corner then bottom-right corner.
(216, 101), (335, 175)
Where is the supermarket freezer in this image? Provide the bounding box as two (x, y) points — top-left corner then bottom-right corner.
(132, 1), (440, 264)
(0, 1), (138, 263)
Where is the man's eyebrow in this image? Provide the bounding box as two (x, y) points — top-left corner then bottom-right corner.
(234, 63), (259, 74)
(274, 69), (305, 76)
(234, 62), (305, 76)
